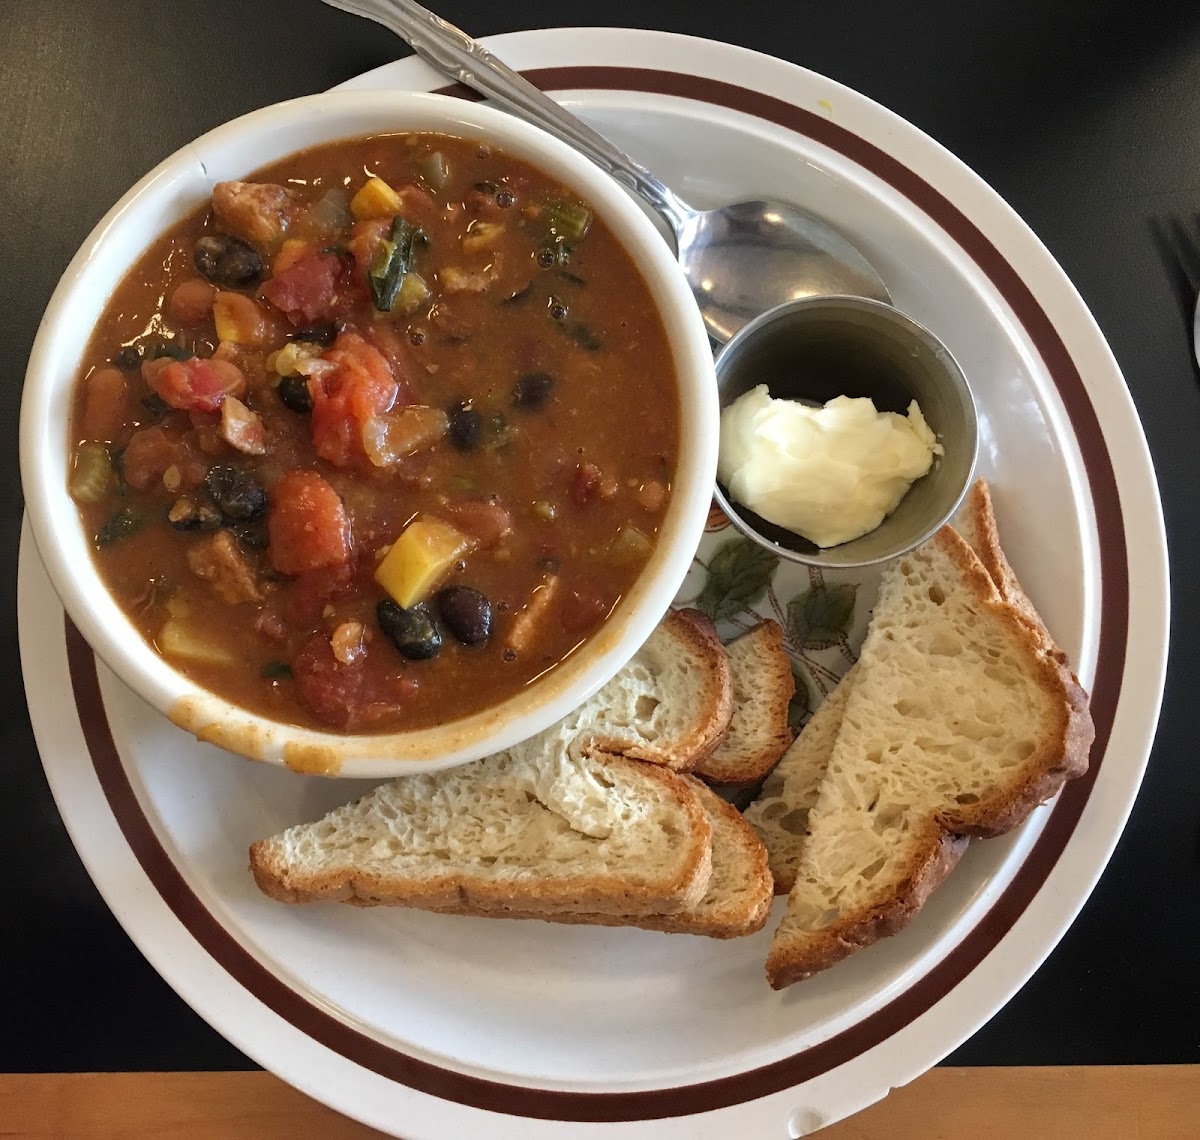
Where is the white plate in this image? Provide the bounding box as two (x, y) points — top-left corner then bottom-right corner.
(18, 28), (1168, 1139)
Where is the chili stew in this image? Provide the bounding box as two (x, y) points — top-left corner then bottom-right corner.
(68, 132), (680, 734)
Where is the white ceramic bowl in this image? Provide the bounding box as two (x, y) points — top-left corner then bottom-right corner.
(19, 90), (717, 778)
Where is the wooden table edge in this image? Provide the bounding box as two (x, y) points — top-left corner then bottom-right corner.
(1, 1066), (1197, 1137)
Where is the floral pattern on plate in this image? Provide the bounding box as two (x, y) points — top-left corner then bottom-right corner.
(677, 502), (879, 728)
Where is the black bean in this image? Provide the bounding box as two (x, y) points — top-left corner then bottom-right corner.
(203, 465), (266, 521)
(166, 496), (222, 533)
(229, 520), (268, 550)
(140, 393), (169, 422)
(193, 234), (264, 288)
(437, 586), (492, 646)
(278, 375), (313, 414)
(113, 345), (142, 370)
(447, 402), (483, 451)
(288, 322), (337, 347)
(512, 371), (554, 411)
(152, 341), (190, 361)
(377, 599), (442, 660)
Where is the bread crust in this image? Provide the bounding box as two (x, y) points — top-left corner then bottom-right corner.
(958, 478), (1071, 666)
(928, 527), (1094, 836)
(586, 608), (734, 772)
(248, 756), (714, 916)
(766, 824), (968, 987)
(694, 620), (795, 785)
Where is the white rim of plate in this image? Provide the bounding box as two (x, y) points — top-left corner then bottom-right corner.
(18, 27), (1168, 1140)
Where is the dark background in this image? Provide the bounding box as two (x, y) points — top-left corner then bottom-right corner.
(3, 0), (1197, 1073)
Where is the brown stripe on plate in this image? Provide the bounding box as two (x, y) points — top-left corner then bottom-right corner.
(67, 65), (1130, 1121)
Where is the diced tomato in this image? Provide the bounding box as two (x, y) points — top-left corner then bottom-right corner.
(82, 367), (128, 442)
(267, 469), (353, 576)
(390, 184), (437, 227)
(364, 325), (418, 404)
(284, 563), (355, 626)
(308, 332), (399, 467)
(292, 634), (413, 730)
(260, 250), (345, 326)
(441, 498), (514, 548)
(147, 356), (247, 414)
(571, 462), (601, 508)
(560, 586), (612, 636)
(347, 218), (390, 280)
(121, 425), (203, 491)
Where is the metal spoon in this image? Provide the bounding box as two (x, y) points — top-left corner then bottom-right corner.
(322, 0), (892, 341)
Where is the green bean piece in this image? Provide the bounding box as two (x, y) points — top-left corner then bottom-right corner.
(368, 216), (422, 312)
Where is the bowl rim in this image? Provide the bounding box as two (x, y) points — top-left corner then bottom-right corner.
(712, 292), (978, 569)
(19, 88), (718, 778)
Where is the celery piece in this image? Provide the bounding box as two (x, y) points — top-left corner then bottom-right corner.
(70, 442), (114, 504)
(419, 151), (450, 191)
(542, 199), (592, 245)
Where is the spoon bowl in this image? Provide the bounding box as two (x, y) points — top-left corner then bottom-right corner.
(677, 199), (891, 342)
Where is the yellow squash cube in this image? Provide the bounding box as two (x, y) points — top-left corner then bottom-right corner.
(350, 176), (404, 221)
(375, 516), (475, 608)
(157, 619), (237, 667)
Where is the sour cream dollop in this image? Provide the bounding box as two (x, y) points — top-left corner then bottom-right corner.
(717, 387), (941, 548)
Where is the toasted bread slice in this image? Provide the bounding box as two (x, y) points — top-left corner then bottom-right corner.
(743, 666), (854, 893)
(554, 607), (733, 772)
(765, 527), (1093, 988)
(747, 478), (1092, 899)
(250, 748), (712, 916)
(428, 780), (773, 939)
(693, 621), (795, 785)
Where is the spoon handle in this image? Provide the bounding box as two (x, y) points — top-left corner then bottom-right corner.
(323, 0), (694, 236)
